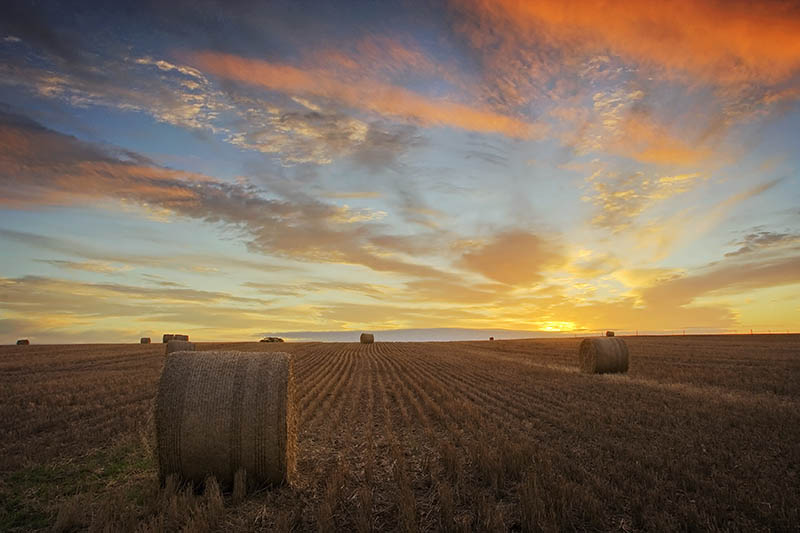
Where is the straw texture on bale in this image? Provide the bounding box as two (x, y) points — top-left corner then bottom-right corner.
(155, 351), (296, 490)
(360, 333), (374, 344)
(166, 340), (195, 354)
(163, 334), (175, 343)
(141, 337), (151, 344)
(579, 337), (629, 374)
(16, 339), (29, 345)
(174, 334), (189, 341)
(606, 331), (615, 337)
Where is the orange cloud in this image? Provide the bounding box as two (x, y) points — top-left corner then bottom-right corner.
(459, 230), (564, 285)
(187, 51), (540, 139)
(456, 0), (800, 85)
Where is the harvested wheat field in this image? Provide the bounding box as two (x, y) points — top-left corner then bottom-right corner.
(1, 335), (799, 531)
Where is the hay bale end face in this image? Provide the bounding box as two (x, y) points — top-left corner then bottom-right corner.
(141, 337), (151, 344)
(579, 337), (629, 374)
(16, 339), (30, 345)
(166, 340), (195, 354)
(605, 331), (615, 337)
(162, 334), (175, 343)
(155, 351), (296, 490)
(360, 333), (374, 344)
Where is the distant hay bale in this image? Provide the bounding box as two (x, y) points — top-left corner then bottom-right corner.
(155, 350), (296, 490)
(166, 340), (195, 354)
(16, 339), (29, 345)
(174, 334), (189, 341)
(141, 337), (151, 344)
(605, 331), (615, 337)
(489, 336), (494, 341)
(360, 333), (374, 344)
(163, 334), (175, 343)
(579, 337), (629, 374)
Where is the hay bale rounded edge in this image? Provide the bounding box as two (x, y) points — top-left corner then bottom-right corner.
(360, 333), (374, 344)
(578, 337), (629, 374)
(166, 340), (195, 354)
(155, 350), (296, 490)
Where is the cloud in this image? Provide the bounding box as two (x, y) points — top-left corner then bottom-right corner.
(641, 255), (800, 307)
(0, 227), (293, 274)
(230, 102), (421, 167)
(585, 170), (707, 232)
(453, 0), (800, 86)
(0, 51), (231, 132)
(725, 230), (800, 257)
(243, 280), (386, 298)
(459, 230), (564, 285)
(34, 259), (131, 274)
(0, 109), (454, 279)
(187, 51), (541, 139)
(0, 274), (291, 342)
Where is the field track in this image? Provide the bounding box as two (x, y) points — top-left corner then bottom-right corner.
(1, 335), (799, 531)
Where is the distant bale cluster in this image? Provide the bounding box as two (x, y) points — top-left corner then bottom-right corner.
(360, 333), (374, 344)
(162, 334), (189, 343)
(166, 340), (195, 354)
(260, 337), (284, 343)
(155, 350), (296, 490)
(579, 337), (629, 374)
(16, 339), (29, 345)
(141, 337), (151, 344)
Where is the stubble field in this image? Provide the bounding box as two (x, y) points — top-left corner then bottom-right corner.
(1, 335), (798, 531)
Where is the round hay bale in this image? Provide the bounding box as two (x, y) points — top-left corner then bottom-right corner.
(489, 336), (494, 341)
(155, 351), (296, 490)
(166, 340), (195, 354)
(579, 337), (629, 374)
(360, 333), (374, 344)
(141, 337), (151, 344)
(16, 339), (30, 345)
(163, 334), (175, 343)
(605, 330), (615, 337)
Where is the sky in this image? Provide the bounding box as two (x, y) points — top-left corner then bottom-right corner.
(1, 0), (799, 343)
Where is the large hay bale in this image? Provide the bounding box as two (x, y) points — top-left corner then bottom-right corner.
(163, 334), (175, 343)
(360, 333), (374, 344)
(578, 337), (629, 374)
(166, 340), (195, 354)
(16, 339), (29, 345)
(174, 334), (189, 341)
(141, 337), (151, 344)
(605, 330), (615, 337)
(155, 351), (296, 490)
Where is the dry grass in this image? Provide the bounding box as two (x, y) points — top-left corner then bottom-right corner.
(1, 335), (799, 531)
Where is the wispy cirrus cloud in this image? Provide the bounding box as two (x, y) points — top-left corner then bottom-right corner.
(186, 51), (542, 139)
(585, 171), (707, 232)
(34, 259), (131, 274)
